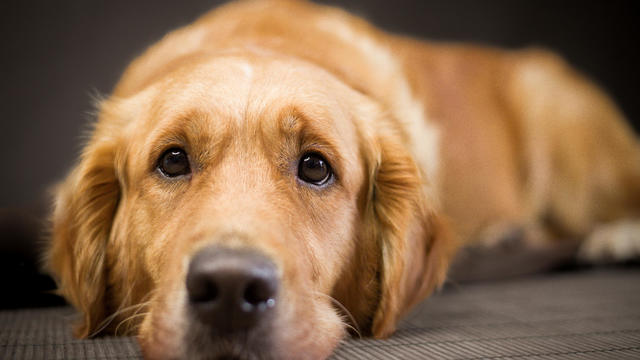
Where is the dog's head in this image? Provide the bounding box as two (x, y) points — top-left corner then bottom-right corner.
(48, 52), (453, 359)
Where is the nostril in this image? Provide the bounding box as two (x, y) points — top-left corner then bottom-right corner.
(187, 272), (219, 303)
(243, 278), (276, 309)
(187, 281), (219, 302)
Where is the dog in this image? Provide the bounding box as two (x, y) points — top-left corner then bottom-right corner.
(46, 0), (640, 359)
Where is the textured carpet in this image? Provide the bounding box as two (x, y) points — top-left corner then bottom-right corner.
(1, 268), (639, 359)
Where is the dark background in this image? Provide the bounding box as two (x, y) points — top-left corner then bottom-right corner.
(0, 0), (638, 307)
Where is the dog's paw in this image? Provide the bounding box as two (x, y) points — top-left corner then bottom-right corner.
(578, 220), (640, 263)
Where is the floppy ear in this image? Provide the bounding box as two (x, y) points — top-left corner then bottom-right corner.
(47, 134), (120, 338)
(367, 128), (457, 338)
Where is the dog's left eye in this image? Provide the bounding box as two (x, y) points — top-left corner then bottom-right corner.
(158, 148), (191, 177)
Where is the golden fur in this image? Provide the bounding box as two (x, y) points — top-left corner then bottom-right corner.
(47, 0), (640, 359)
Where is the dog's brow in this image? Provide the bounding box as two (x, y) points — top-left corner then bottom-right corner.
(274, 107), (345, 178)
(145, 111), (226, 170)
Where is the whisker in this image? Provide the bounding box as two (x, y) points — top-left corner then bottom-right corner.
(88, 283), (158, 338)
(121, 318), (148, 337)
(111, 289), (159, 337)
(113, 297), (153, 336)
(115, 312), (150, 336)
(88, 301), (146, 337)
(89, 280), (138, 337)
(311, 291), (362, 339)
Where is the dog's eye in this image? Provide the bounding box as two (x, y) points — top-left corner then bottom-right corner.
(158, 148), (191, 177)
(298, 152), (332, 185)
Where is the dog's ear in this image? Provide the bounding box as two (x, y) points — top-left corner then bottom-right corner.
(48, 130), (120, 338)
(366, 126), (456, 338)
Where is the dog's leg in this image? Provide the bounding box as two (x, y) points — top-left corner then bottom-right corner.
(448, 222), (579, 282)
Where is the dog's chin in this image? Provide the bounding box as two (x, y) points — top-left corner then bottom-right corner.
(182, 319), (278, 360)
(184, 339), (276, 360)
(183, 339), (272, 360)
(144, 335), (275, 360)
(139, 319), (278, 360)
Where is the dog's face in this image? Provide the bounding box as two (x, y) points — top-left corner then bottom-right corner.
(49, 53), (452, 359)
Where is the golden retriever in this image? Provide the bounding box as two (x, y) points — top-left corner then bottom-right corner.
(47, 0), (640, 359)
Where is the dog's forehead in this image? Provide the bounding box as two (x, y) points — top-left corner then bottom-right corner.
(131, 54), (361, 151)
(153, 55), (347, 121)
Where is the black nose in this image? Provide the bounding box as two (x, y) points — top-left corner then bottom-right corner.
(186, 246), (278, 333)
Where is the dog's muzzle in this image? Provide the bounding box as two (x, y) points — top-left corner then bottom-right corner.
(186, 246), (279, 334)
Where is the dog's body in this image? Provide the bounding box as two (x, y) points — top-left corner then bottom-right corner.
(48, 1), (640, 359)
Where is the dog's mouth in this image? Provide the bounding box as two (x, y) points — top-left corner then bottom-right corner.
(215, 356), (243, 360)
(210, 351), (252, 360)
(184, 337), (272, 360)
(182, 311), (278, 360)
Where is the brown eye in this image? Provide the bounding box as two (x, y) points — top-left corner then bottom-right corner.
(158, 148), (191, 177)
(298, 152), (332, 186)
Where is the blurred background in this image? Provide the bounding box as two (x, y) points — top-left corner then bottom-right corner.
(0, 0), (638, 307)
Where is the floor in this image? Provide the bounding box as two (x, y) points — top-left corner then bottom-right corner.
(2, 267), (639, 359)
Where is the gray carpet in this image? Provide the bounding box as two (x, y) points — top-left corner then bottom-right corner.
(2, 268), (639, 359)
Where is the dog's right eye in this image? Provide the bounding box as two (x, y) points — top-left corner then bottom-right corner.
(298, 152), (332, 186)
(158, 148), (191, 177)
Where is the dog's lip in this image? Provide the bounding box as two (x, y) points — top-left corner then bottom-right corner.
(213, 355), (245, 360)
(182, 346), (256, 360)
(184, 332), (270, 360)
(205, 350), (258, 360)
